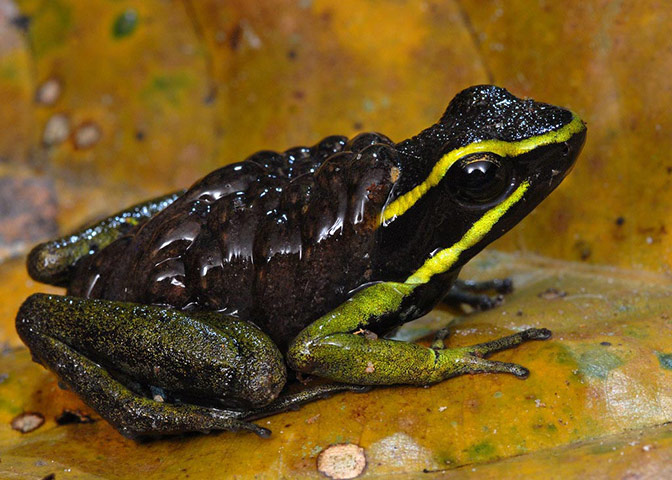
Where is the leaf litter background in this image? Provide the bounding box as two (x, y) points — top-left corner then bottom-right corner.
(0, 0), (671, 478)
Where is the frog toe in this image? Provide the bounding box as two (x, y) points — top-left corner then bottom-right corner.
(443, 287), (505, 311)
(197, 412), (271, 438)
(457, 355), (531, 379)
(466, 327), (552, 357)
(444, 278), (516, 311)
(244, 383), (373, 421)
(432, 327), (551, 381)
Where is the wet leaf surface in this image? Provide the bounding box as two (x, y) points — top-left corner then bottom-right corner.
(2, 252), (672, 478)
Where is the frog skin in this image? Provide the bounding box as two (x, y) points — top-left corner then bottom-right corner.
(16, 85), (586, 439)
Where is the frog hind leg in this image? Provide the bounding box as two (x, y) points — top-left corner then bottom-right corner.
(287, 282), (551, 385)
(443, 277), (514, 311)
(28, 190), (184, 287)
(16, 293), (285, 439)
(245, 383), (370, 421)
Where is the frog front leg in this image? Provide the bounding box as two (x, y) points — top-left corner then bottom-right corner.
(288, 282), (550, 385)
(16, 293), (285, 438)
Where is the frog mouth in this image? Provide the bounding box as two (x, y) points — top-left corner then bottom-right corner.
(523, 125), (586, 187)
(549, 126), (586, 183)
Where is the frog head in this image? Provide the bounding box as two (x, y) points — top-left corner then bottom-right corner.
(379, 85), (586, 283)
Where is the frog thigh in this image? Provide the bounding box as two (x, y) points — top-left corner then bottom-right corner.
(28, 190), (184, 286)
(16, 293), (284, 438)
(287, 282), (551, 385)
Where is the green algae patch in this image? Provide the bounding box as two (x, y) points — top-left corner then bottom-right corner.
(26, 0), (73, 58)
(656, 352), (672, 370)
(112, 9), (139, 39)
(466, 441), (496, 462)
(623, 324), (650, 339)
(577, 347), (624, 380)
(143, 73), (194, 108)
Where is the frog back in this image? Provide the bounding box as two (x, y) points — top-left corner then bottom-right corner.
(68, 133), (399, 347)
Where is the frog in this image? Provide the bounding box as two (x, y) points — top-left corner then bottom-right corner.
(16, 85), (586, 439)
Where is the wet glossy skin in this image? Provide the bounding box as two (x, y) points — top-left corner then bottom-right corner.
(67, 132), (398, 349)
(17, 86), (586, 439)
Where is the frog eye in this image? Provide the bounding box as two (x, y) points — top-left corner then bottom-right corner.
(445, 152), (513, 206)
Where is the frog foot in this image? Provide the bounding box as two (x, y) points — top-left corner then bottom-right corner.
(434, 327), (551, 379)
(443, 277), (514, 311)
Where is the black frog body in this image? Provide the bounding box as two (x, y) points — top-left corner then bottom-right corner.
(68, 133), (400, 348)
(18, 85), (586, 438)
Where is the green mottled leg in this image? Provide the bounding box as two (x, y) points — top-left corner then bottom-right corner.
(28, 335), (270, 438)
(288, 282), (551, 385)
(443, 278), (513, 311)
(28, 190), (184, 286)
(16, 293), (285, 439)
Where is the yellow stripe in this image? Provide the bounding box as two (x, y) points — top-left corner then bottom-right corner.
(404, 181), (529, 284)
(381, 114), (584, 223)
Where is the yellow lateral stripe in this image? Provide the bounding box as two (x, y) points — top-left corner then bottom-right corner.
(381, 114), (584, 223)
(405, 181), (530, 284)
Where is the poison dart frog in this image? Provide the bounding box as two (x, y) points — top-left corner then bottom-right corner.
(17, 85), (586, 438)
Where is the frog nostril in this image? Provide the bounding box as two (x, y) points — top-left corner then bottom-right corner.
(562, 142), (571, 156)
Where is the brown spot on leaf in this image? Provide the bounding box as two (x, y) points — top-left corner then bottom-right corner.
(538, 288), (567, 300)
(588, 154), (605, 173)
(317, 443), (366, 479)
(73, 121), (102, 149)
(551, 207), (572, 234)
(229, 22), (242, 50)
(305, 413), (320, 424)
(573, 239), (592, 260)
(42, 113), (70, 146)
(35, 78), (62, 105)
(11, 412), (45, 433)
